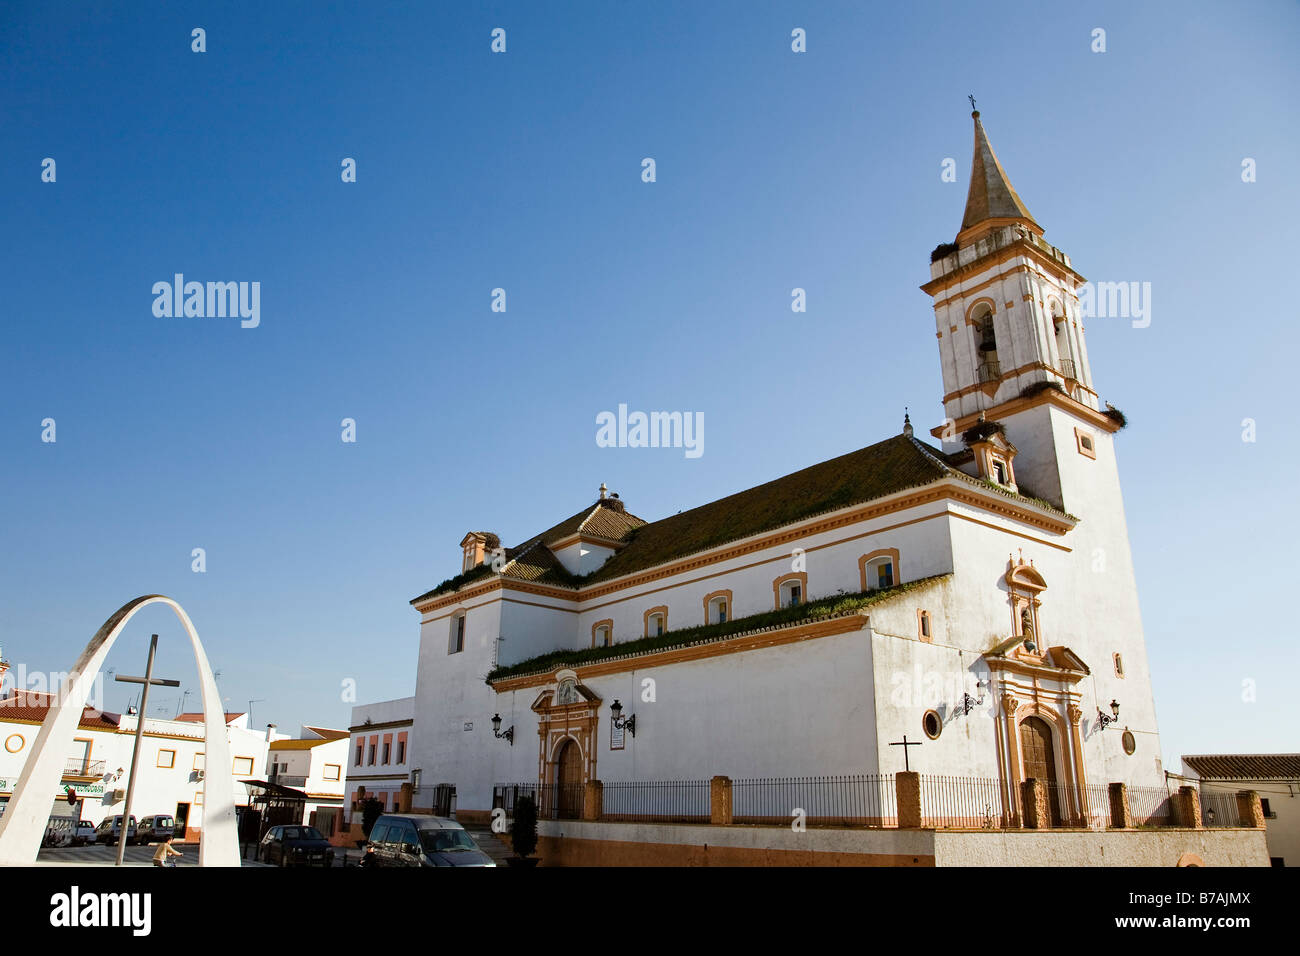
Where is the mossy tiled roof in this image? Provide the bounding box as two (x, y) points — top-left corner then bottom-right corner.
(412, 433), (1070, 605)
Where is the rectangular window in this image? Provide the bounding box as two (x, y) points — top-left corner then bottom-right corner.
(383, 742), (391, 764)
(193, 753), (205, 772)
(1262, 798), (1275, 819)
(789, 585), (801, 607)
(355, 741), (364, 765)
(993, 460), (1007, 484)
(157, 749), (176, 769)
(920, 612), (931, 639)
(396, 741), (406, 763)
(323, 764), (341, 781)
(368, 744), (376, 765)
(718, 601), (727, 623)
(449, 614), (465, 654)
(232, 756), (254, 776)
(878, 563), (894, 588)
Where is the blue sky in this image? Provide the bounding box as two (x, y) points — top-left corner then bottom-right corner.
(1, 1), (1296, 772)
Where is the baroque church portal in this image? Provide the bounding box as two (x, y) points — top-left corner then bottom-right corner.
(364, 109), (1163, 829)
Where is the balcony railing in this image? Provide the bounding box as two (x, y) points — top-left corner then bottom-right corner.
(976, 361), (1001, 383)
(1058, 358), (1077, 379)
(268, 772), (307, 789)
(63, 758), (105, 779)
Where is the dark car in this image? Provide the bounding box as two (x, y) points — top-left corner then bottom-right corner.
(133, 814), (176, 845)
(94, 815), (137, 846)
(366, 814), (495, 867)
(259, 825), (335, 867)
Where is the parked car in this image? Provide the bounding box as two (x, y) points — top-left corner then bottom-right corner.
(366, 814), (496, 867)
(133, 815), (176, 845)
(69, 820), (98, 847)
(94, 815), (137, 846)
(258, 825), (335, 867)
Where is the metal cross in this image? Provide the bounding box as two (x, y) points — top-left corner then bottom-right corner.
(889, 734), (922, 772)
(968, 94), (977, 112)
(113, 634), (180, 866)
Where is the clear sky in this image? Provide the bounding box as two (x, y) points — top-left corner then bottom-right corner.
(2, 1), (1297, 774)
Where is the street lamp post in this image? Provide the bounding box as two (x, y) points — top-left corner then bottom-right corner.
(113, 634), (180, 866)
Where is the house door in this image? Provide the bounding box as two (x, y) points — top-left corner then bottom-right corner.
(1019, 716), (1061, 825)
(555, 739), (583, 819)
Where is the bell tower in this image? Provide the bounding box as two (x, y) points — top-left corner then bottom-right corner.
(922, 106), (1127, 507)
(922, 107), (1105, 432)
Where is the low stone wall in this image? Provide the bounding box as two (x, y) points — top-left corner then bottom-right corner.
(530, 819), (1269, 867)
(534, 820), (934, 866)
(933, 827), (1269, 867)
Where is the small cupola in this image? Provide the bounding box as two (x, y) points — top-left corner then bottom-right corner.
(962, 418), (1019, 492)
(459, 531), (501, 572)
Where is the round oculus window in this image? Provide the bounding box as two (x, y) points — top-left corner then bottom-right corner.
(922, 710), (942, 740)
(1121, 730), (1136, 755)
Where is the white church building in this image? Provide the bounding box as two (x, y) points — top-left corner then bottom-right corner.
(364, 109), (1169, 837)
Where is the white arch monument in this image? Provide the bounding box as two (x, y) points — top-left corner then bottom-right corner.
(0, 595), (239, 866)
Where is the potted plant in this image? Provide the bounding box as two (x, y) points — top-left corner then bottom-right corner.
(506, 795), (540, 867)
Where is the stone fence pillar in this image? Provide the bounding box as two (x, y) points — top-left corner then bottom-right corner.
(710, 776), (733, 825)
(583, 780), (603, 821)
(1174, 786), (1203, 828)
(896, 772), (921, 828)
(1108, 782), (1132, 829)
(1020, 779), (1048, 829)
(1236, 790), (1265, 829)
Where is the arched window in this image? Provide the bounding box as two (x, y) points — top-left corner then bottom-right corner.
(772, 572), (808, 609)
(860, 549), (900, 592)
(1050, 301), (1075, 379)
(644, 607), (667, 638)
(703, 590), (732, 625)
(591, 619), (613, 648)
(972, 305), (999, 382)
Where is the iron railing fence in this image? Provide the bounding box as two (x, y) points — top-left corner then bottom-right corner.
(601, 780), (710, 823)
(919, 774), (1009, 829)
(1128, 786), (1175, 827)
(732, 774), (897, 827)
(1058, 358), (1077, 379)
(1199, 789), (1243, 828)
(492, 782), (584, 820)
(1081, 783), (1114, 828)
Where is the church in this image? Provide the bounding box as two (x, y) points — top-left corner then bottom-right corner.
(352, 108), (1166, 833)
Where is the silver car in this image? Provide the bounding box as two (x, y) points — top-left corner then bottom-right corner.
(367, 815), (496, 867)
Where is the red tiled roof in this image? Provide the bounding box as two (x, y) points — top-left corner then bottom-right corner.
(1182, 754), (1300, 781)
(176, 712), (246, 724)
(0, 692), (120, 731)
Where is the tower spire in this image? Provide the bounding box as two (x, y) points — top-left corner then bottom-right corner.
(960, 104), (1038, 235)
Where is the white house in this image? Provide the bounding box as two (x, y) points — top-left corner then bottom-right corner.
(1182, 754), (1299, 866)
(342, 697), (415, 840)
(0, 686), (279, 841)
(266, 725), (349, 837)
(359, 109), (1168, 838)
